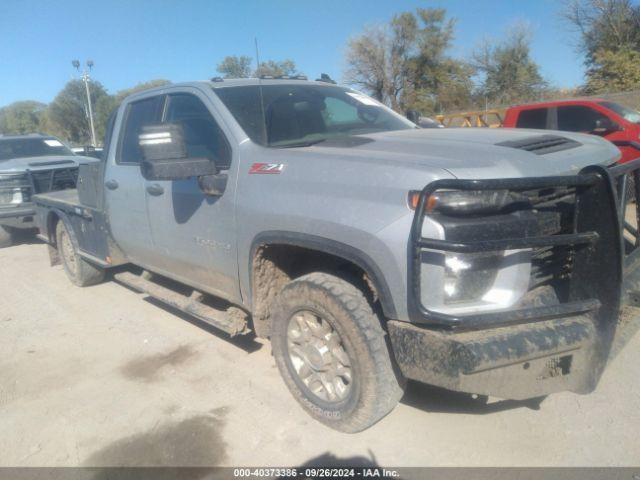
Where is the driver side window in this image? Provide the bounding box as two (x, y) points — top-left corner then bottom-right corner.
(164, 93), (232, 170)
(557, 106), (615, 133)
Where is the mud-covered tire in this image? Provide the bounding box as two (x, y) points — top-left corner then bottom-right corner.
(271, 272), (405, 433)
(56, 221), (105, 287)
(0, 226), (13, 248)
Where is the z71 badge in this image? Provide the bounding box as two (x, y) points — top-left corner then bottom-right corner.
(249, 163), (285, 174)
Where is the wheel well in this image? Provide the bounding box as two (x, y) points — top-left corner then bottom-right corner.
(251, 244), (381, 338)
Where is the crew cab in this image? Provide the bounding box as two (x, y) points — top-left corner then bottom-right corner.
(504, 99), (640, 163)
(32, 79), (640, 432)
(0, 134), (93, 247)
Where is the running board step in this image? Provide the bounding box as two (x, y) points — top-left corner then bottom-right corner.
(114, 271), (250, 336)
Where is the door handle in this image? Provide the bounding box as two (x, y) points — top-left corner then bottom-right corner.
(146, 184), (165, 196)
(105, 179), (119, 190)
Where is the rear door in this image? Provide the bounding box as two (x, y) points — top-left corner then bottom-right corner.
(514, 107), (550, 129)
(143, 89), (240, 302)
(104, 95), (164, 267)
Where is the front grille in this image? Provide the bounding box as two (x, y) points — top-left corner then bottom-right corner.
(29, 168), (78, 193)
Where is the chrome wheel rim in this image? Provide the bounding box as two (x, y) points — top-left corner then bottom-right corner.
(287, 310), (353, 403)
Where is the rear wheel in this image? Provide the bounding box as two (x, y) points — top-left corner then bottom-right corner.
(0, 226), (13, 248)
(271, 272), (405, 433)
(56, 221), (105, 287)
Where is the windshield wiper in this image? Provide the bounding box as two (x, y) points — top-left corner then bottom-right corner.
(271, 138), (327, 149)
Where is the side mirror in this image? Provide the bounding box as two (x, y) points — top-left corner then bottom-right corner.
(198, 173), (228, 196)
(593, 117), (621, 134)
(406, 110), (422, 125)
(138, 124), (218, 181)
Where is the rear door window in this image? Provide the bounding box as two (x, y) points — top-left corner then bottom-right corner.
(516, 108), (548, 129)
(118, 96), (165, 164)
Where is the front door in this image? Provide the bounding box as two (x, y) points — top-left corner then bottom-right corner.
(105, 95), (164, 267)
(143, 90), (240, 303)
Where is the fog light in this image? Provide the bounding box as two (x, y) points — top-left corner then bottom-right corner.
(443, 252), (502, 304)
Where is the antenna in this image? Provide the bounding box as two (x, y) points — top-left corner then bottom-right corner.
(254, 37), (262, 73)
(254, 37), (268, 145)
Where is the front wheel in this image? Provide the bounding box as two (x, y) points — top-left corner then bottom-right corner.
(271, 272), (405, 433)
(56, 221), (105, 287)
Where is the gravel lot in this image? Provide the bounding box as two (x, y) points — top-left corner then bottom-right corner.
(1, 237), (639, 467)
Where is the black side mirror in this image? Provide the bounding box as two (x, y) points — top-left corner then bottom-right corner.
(406, 110), (422, 124)
(139, 124), (218, 181)
(198, 173), (228, 196)
(593, 117), (621, 134)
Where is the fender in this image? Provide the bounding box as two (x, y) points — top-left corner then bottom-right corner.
(249, 231), (398, 319)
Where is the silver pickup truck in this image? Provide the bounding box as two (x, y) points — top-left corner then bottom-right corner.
(0, 134), (92, 247)
(33, 78), (640, 432)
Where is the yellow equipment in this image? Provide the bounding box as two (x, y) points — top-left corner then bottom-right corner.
(435, 109), (505, 128)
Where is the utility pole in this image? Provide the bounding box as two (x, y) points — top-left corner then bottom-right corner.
(72, 59), (97, 147)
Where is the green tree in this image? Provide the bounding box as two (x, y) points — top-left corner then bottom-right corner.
(93, 95), (118, 142)
(0, 101), (47, 134)
(472, 24), (548, 106)
(564, 0), (640, 91)
(217, 55), (253, 78)
(255, 59), (299, 77)
(565, 0), (640, 63)
(584, 48), (640, 93)
(405, 9), (475, 114)
(114, 79), (171, 102)
(46, 79), (110, 145)
(344, 8), (474, 114)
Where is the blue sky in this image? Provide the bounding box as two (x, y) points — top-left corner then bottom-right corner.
(0, 0), (585, 106)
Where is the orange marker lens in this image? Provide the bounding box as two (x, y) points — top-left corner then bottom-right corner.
(408, 192), (438, 212)
(409, 192), (420, 209)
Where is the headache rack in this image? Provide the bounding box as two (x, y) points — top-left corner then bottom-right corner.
(410, 159), (640, 330)
(26, 167), (79, 194)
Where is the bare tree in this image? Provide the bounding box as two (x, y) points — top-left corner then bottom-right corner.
(344, 25), (395, 106)
(564, 0), (640, 63)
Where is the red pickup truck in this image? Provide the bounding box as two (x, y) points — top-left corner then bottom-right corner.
(503, 99), (640, 163)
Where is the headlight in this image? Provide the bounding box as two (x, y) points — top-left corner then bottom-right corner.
(409, 189), (528, 216)
(443, 252), (503, 305)
(0, 174), (30, 205)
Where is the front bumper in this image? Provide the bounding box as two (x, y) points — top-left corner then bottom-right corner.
(395, 160), (640, 399)
(389, 314), (597, 399)
(0, 205), (36, 228)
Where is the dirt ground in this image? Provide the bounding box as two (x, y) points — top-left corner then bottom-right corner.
(1, 238), (639, 467)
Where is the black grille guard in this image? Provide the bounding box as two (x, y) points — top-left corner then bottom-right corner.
(409, 158), (640, 331)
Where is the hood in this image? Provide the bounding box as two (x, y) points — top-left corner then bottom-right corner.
(302, 128), (620, 180)
(0, 155), (98, 173)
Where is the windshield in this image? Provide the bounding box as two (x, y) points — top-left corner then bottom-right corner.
(0, 137), (74, 161)
(599, 101), (640, 124)
(214, 84), (415, 147)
